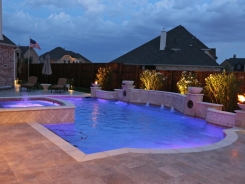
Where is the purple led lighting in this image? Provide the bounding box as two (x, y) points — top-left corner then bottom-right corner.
(3, 103), (43, 108)
(46, 97), (225, 154)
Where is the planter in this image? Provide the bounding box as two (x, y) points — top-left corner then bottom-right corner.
(122, 80), (134, 85)
(188, 87), (203, 94)
(238, 103), (245, 110)
(91, 83), (100, 87)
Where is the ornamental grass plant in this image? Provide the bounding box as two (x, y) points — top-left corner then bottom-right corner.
(177, 71), (200, 94)
(140, 70), (167, 90)
(96, 67), (113, 91)
(204, 70), (241, 112)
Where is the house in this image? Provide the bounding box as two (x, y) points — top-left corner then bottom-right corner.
(19, 46), (39, 63)
(0, 0), (18, 87)
(111, 25), (221, 71)
(220, 55), (245, 71)
(40, 47), (92, 63)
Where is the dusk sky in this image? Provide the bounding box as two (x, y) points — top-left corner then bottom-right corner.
(2, 0), (245, 64)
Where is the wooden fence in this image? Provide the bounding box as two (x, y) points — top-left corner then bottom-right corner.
(17, 63), (245, 93)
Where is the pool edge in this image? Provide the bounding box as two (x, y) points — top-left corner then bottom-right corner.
(27, 122), (243, 162)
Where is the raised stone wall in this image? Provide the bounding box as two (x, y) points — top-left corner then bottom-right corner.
(196, 102), (223, 118)
(206, 108), (236, 127)
(95, 90), (118, 100)
(94, 87), (245, 128)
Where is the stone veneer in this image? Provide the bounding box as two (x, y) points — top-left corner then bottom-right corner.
(235, 110), (245, 128)
(206, 108), (236, 127)
(0, 97), (75, 124)
(196, 102), (223, 119)
(95, 90), (118, 100)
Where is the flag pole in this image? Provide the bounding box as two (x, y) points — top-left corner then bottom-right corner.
(28, 37), (30, 78)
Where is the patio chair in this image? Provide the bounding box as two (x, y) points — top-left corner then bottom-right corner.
(20, 76), (38, 92)
(51, 78), (67, 93)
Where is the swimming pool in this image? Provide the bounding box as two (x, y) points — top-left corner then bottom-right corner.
(44, 97), (225, 154)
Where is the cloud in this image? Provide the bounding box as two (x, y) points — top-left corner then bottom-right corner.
(2, 0), (245, 63)
(24, 0), (77, 9)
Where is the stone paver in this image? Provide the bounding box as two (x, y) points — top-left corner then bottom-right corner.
(0, 89), (245, 183)
(0, 123), (244, 184)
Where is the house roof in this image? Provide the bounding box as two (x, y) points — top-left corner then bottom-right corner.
(18, 46), (39, 58)
(19, 46), (29, 57)
(110, 25), (219, 66)
(0, 35), (16, 47)
(220, 58), (245, 67)
(40, 47), (92, 63)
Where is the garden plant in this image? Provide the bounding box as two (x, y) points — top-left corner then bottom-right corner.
(96, 67), (113, 91)
(204, 70), (241, 112)
(140, 70), (166, 90)
(177, 71), (200, 94)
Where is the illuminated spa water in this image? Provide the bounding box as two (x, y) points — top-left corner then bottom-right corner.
(0, 100), (60, 108)
(45, 97), (225, 154)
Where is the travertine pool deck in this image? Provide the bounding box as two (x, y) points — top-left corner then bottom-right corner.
(0, 88), (245, 183)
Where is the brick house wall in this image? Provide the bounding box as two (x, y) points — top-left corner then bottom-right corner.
(0, 0), (3, 40)
(0, 45), (15, 86)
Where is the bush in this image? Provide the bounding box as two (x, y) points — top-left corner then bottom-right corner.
(177, 71), (200, 94)
(96, 67), (113, 91)
(204, 70), (241, 112)
(140, 70), (166, 90)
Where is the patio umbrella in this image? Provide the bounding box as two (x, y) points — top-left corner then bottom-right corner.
(42, 55), (52, 83)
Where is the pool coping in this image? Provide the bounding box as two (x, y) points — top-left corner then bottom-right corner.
(28, 122), (243, 162)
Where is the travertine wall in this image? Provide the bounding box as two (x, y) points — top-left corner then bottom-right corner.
(0, 108), (74, 124)
(0, 45), (15, 86)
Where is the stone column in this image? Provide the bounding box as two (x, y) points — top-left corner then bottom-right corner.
(184, 93), (204, 117)
(235, 110), (245, 128)
(120, 85), (135, 102)
(90, 87), (101, 97)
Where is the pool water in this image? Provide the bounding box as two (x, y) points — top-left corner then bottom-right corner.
(45, 97), (225, 154)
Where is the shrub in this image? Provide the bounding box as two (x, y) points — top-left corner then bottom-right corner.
(96, 67), (113, 91)
(204, 70), (241, 112)
(177, 71), (200, 94)
(140, 70), (166, 90)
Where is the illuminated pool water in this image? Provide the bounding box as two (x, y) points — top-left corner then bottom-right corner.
(45, 97), (225, 154)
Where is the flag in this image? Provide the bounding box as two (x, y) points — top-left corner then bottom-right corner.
(30, 38), (41, 50)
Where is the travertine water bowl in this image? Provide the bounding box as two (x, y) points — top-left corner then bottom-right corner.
(188, 87), (203, 94)
(238, 103), (245, 110)
(122, 80), (134, 85)
(91, 83), (100, 87)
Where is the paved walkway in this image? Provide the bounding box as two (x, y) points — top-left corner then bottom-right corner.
(0, 88), (245, 184)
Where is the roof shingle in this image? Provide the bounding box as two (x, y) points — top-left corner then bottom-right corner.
(0, 35), (16, 47)
(40, 47), (92, 63)
(110, 25), (218, 66)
